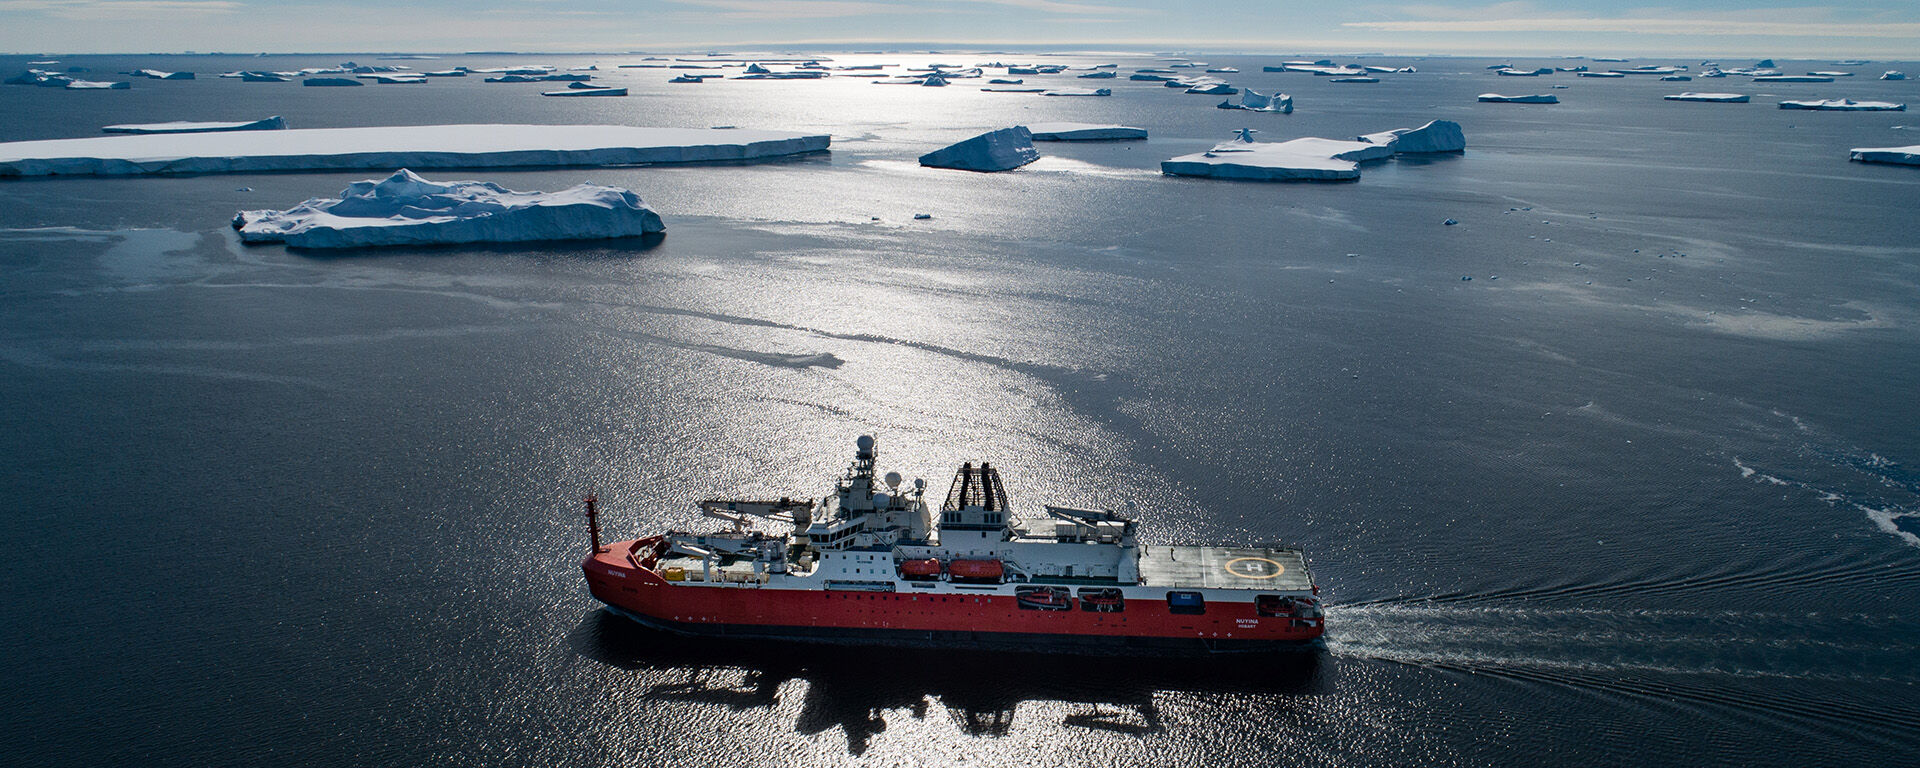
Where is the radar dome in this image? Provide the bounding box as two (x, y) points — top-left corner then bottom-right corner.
(884, 471), (902, 489)
(855, 435), (875, 452)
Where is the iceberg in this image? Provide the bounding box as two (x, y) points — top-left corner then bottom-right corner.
(1077, 71), (1116, 79)
(1206, 67), (1239, 73)
(1757, 59), (1776, 68)
(304, 77), (363, 86)
(1884, 71), (1908, 80)
(543, 86), (627, 96)
(1130, 74), (1176, 81)
(1025, 122), (1147, 141)
(669, 74), (707, 83)
(233, 169), (665, 249)
(1849, 145), (1920, 165)
(918, 127), (1039, 172)
(1660, 75), (1692, 81)
(367, 74), (427, 84)
(1577, 72), (1625, 78)
(1754, 75), (1832, 82)
(64, 80), (132, 90)
(1664, 92), (1749, 103)
(1807, 71), (1854, 76)
(130, 69), (194, 80)
(1041, 88), (1110, 96)
(1364, 66), (1416, 73)
(1496, 68), (1551, 76)
(1161, 136), (1391, 182)
(980, 87), (1046, 92)
(1479, 93), (1558, 103)
(103, 116), (286, 134)
(1612, 67), (1679, 75)
(0, 124), (831, 177)
(1356, 120), (1465, 153)
(242, 72), (290, 82)
(1218, 88), (1292, 112)
(1329, 77), (1379, 83)
(1186, 82), (1237, 95)
(1779, 99), (1904, 111)
(423, 70), (466, 77)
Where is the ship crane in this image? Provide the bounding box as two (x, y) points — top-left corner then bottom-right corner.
(699, 498), (816, 529)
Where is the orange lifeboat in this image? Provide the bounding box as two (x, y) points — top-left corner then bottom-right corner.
(947, 559), (1003, 583)
(899, 558), (942, 578)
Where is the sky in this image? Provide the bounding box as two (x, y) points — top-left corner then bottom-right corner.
(1, 0), (1916, 58)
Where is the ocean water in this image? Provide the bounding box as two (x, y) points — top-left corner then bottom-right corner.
(3, 52), (1919, 767)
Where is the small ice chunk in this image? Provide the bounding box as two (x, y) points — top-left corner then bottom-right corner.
(1357, 120), (1465, 153)
(1479, 93), (1558, 103)
(1025, 122), (1147, 141)
(1664, 92), (1749, 103)
(233, 169), (665, 249)
(914, 213), (932, 220)
(918, 127), (1040, 172)
(103, 116), (286, 134)
(1444, 218), (1458, 225)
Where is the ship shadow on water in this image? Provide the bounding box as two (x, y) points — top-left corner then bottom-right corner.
(571, 609), (1332, 754)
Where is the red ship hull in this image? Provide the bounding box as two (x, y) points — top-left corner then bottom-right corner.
(584, 539), (1325, 656)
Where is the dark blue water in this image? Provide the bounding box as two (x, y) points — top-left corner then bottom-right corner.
(4, 52), (1918, 767)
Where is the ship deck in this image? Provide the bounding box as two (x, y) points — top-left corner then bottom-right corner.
(1135, 546), (1314, 591)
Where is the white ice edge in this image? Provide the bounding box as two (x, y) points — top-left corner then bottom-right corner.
(0, 124), (831, 177)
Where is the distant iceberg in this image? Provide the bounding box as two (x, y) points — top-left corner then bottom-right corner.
(103, 116), (286, 134)
(64, 79), (131, 90)
(234, 169), (665, 249)
(1328, 77), (1379, 83)
(0, 124), (831, 177)
(1077, 71), (1116, 79)
(918, 127), (1040, 172)
(1754, 75), (1832, 82)
(130, 69), (194, 80)
(304, 77), (362, 86)
(1780, 99), (1904, 111)
(1041, 88), (1110, 96)
(1025, 122), (1147, 141)
(1357, 120), (1465, 153)
(1806, 71), (1854, 77)
(1186, 82), (1236, 95)
(1479, 93), (1558, 103)
(543, 86), (627, 96)
(1849, 145), (1920, 165)
(1161, 135), (1392, 182)
(1664, 93), (1749, 103)
(1577, 72), (1625, 78)
(1496, 68), (1550, 76)
(1884, 71), (1908, 80)
(1660, 75), (1692, 81)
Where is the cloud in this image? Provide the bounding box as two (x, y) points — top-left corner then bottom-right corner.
(0, 0), (240, 19)
(1345, 16), (1920, 37)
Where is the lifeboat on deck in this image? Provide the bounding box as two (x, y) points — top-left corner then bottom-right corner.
(947, 559), (1003, 583)
(899, 558), (942, 579)
(1016, 585), (1072, 611)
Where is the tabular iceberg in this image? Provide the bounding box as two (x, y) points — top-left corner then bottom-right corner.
(103, 116), (287, 134)
(304, 77), (362, 86)
(1754, 75), (1832, 82)
(1664, 93), (1749, 103)
(233, 169), (665, 249)
(1885, 71), (1908, 80)
(1219, 89), (1292, 113)
(542, 87), (627, 96)
(1479, 93), (1558, 103)
(1025, 122), (1147, 141)
(64, 80), (131, 90)
(918, 127), (1040, 172)
(1849, 145), (1920, 165)
(1779, 99), (1905, 111)
(1357, 120), (1466, 153)
(0, 124), (832, 177)
(1161, 136), (1391, 182)
(1041, 88), (1110, 96)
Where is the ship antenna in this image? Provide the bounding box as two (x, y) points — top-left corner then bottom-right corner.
(585, 494), (605, 554)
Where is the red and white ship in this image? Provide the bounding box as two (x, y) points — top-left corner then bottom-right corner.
(581, 436), (1324, 654)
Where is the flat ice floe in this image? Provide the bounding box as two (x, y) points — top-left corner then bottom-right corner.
(919, 127), (1040, 172)
(1024, 123), (1147, 141)
(1479, 93), (1558, 103)
(1357, 120), (1465, 153)
(1161, 135), (1391, 181)
(1849, 145), (1920, 165)
(1664, 93), (1750, 103)
(102, 116), (286, 134)
(0, 124), (832, 177)
(233, 169), (664, 248)
(1779, 99), (1905, 111)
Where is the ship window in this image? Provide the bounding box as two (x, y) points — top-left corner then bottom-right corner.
(1257, 595), (1294, 617)
(1167, 591), (1206, 615)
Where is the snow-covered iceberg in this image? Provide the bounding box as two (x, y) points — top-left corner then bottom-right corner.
(1218, 88), (1293, 113)
(542, 86), (627, 96)
(1357, 120), (1465, 153)
(130, 69), (194, 80)
(1779, 99), (1905, 111)
(1577, 72), (1624, 78)
(103, 116), (286, 134)
(1885, 71), (1908, 80)
(1041, 87), (1110, 96)
(1186, 82), (1236, 95)
(0, 124), (832, 177)
(64, 80), (131, 90)
(1328, 77), (1379, 83)
(1025, 122), (1147, 141)
(1754, 75), (1832, 82)
(1664, 93), (1749, 103)
(1849, 145), (1920, 165)
(304, 77), (362, 86)
(1479, 93), (1558, 103)
(918, 127), (1039, 172)
(233, 169), (665, 249)
(1161, 135), (1392, 182)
